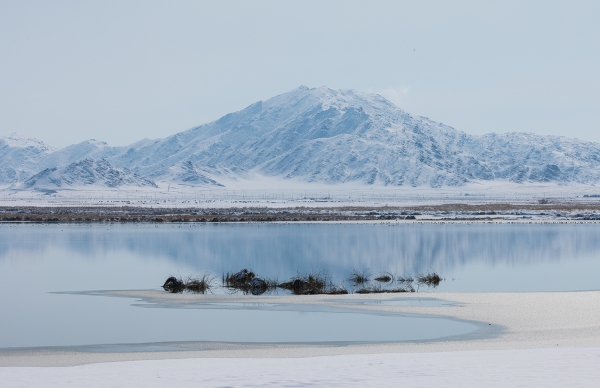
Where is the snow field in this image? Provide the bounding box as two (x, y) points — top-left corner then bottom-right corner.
(2, 347), (599, 387)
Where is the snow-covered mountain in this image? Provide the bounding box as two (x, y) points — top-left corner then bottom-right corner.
(2, 86), (600, 189)
(21, 159), (157, 189)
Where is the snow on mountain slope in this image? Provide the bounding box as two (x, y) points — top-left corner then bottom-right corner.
(465, 132), (600, 183)
(40, 139), (124, 171)
(20, 159), (158, 189)
(99, 87), (480, 186)
(3, 86), (600, 189)
(0, 133), (58, 184)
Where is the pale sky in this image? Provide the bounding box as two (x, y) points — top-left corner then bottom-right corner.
(1, 0), (599, 147)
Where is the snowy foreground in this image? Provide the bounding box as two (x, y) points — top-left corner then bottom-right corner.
(2, 348), (599, 387)
(2, 291), (599, 387)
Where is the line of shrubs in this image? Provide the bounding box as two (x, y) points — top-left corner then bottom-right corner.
(162, 268), (442, 296)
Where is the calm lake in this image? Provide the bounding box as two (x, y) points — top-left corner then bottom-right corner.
(1, 222), (598, 350)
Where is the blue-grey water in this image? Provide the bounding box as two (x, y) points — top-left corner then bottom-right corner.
(1, 222), (598, 349)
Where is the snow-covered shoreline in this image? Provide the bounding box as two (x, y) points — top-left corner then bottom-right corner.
(2, 291), (599, 362)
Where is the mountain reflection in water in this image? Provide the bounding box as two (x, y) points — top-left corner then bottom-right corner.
(0, 222), (599, 292)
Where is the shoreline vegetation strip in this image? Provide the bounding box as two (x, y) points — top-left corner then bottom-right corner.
(1, 203), (600, 223)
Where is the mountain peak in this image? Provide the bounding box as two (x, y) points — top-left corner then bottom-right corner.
(261, 86), (401, 120)
(1, 133), (57, 151)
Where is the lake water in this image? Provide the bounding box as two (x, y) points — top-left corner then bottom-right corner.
(1, 222), (598, 350)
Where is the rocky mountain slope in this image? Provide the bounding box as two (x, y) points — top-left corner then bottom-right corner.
(21, 159), (157, 189)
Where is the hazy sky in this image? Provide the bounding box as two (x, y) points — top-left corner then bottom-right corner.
(1, 0), (599, 147)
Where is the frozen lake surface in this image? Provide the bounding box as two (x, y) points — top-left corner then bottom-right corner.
(1, 222), (599, 350)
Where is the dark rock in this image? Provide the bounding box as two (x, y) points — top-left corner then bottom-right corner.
(248, 277), (268, 295)
(162, 276), (184, 293)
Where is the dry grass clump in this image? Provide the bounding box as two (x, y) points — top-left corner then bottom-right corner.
(185, 273), (215, 294)
(348, 269), (371, 286)
(223, 269), (278, 295)
(223, 268), (255, 288)
(415, 272), (442, 287)
(374, 272), (394, 283)
(279, 271), (348, 295)
(162, 274), (214, 294)
(279, 271), (327, 295)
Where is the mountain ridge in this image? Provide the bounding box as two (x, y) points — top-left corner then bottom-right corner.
(2, 86), (600, 189)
